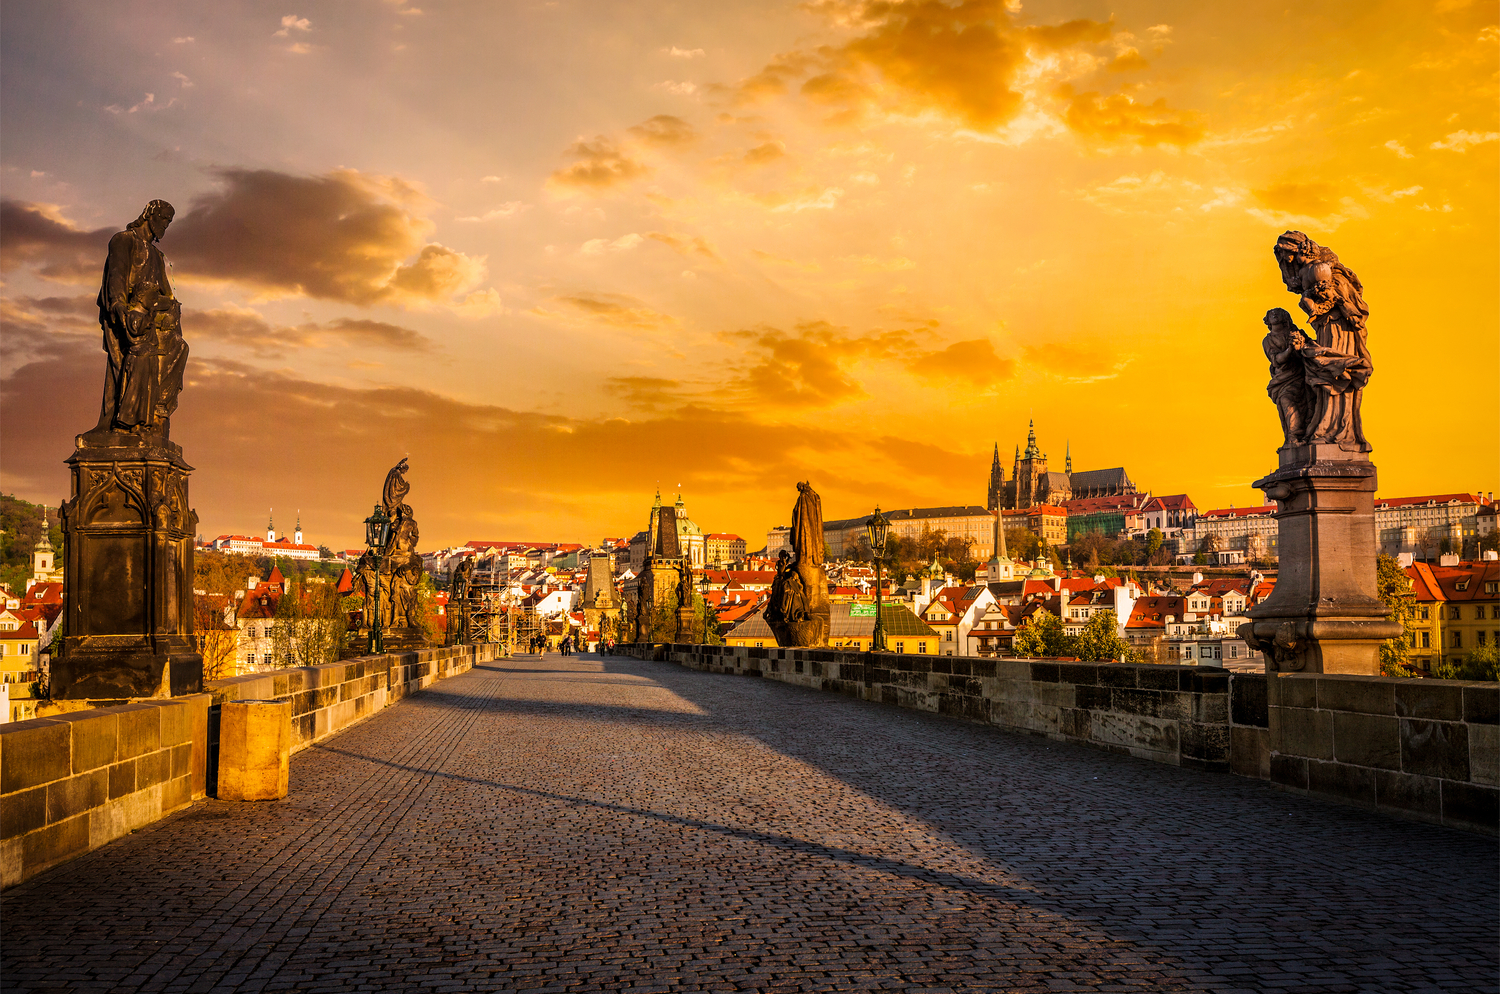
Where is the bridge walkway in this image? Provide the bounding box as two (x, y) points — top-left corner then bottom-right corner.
(3, 653), (1493, 992)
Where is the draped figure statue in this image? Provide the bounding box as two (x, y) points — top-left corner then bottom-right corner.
(96, 200), (189, 436)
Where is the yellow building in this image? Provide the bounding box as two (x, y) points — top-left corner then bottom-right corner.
(727, 601), (940, 655)
(0, 617), (42, 722)
(1405, 559), (1500, 674)
(1003, 505), (1067, 546)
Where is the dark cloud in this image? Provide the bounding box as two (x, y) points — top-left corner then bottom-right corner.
(190, 309), (432, 357)
(0, 201), (112, 282)
(742, 141), (788, 164)
(167, 168), (486, 305)
(604, 376), (691, 410)
(3, 170), (489, 307)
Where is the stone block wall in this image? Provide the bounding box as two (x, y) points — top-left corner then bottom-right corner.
(627, 644), (1230, 769)
(1265, 673), (1497, 834)
(621, 644), (1497, 835)
(2, 643), (495, 889)
(206, 644), (493, 755)
(0, 694), (210, 888)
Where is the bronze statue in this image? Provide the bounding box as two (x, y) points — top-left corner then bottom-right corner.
(96, 200), (189, 437)
(1272, 232), (1372, 451)
(765, 481), (830, 646)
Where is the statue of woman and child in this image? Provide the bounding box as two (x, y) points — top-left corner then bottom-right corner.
(1261, 231), (1373, 453)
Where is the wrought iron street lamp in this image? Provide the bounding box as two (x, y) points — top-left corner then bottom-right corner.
(866, 505), (890, 652)
(363, 503), (392, 654)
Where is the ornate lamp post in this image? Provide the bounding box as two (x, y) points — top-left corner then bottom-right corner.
(698, 571), (712, 643)
(363, 503), (392, 654)
(866, 506), (889, 652)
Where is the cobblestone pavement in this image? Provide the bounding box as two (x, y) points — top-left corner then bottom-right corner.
(4, 654), (1495, 993)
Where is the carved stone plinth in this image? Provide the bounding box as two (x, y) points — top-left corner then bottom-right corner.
(1238, 454), (1401, 674)
(55, 429), (202, 699)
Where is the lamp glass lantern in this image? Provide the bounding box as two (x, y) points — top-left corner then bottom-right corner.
(865, 506), (890, 652)
(364, 503), (392, 552)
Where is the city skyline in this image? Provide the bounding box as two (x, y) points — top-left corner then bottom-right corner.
(2, 0), (1496, 550)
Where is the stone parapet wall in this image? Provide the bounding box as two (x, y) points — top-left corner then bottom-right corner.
(1265, 673), (1497, 834)
(620, 644), (1230, 769)
(1, 643), (496, 889)
(619, 644), (1497, 835)
(206, 644), (493, 754)
(1, 694), (210, 888)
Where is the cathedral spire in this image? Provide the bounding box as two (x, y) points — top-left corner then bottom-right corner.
(1023, 419), (1040, 458)
(1066, 440), (1072, 475)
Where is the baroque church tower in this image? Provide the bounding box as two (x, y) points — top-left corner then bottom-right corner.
(987, 444), (1005, 512)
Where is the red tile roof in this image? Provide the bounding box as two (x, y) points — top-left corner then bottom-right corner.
(1199, 505), (1277, 518)
(1374, 493), (1482, 509)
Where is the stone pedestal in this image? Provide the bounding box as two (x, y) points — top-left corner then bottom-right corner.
(1238, 447), (1401, 674)
(676, 606), (698, 644)
(217, 699), (291, 801)
(54, 429), (202, 699)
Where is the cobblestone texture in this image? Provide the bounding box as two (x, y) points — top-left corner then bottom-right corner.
(4, 654), (1495, 992)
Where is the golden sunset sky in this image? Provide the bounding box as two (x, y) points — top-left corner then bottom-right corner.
(2, 0), (1496, 551)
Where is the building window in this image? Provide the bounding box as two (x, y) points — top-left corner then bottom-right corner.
(1480, 631), (1489, 647)
(945, 631), (953, 641)
(1449, 606), (1461, 621)
(1200, 646), (1213, 658)
(755, 642), (763, 648)
(20, 644), (29, 655)
(1480, 606), (1490, 621)
(1420, 606), (1430, 621)
(1421, 631), (1430, 649)
(896, 642), (905, 653)
(1452, 632), (1462, 649)
(919, 642), (927, 653)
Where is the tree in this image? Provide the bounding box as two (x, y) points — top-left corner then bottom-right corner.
(694, 592), (723, 646)
(1436, 645), (1500, 682)
(1005, 527), (1042, 563)
(1375, 553), (1418, 678)
(268, 578), (347, 667)
(1012, 609), (1072, 658)
(193, 595), (240, 680)
(1146, 528), (1164, 560)
(1074, 610), (1130, 662)
(1481, 530), (1500, 555)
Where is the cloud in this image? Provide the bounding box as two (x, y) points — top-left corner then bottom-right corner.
(1251, 182), (1338, 217)
(159, 168), (488, 306)
(581, 233), (644, 254)
(723, 2), (1198, 147)
(0, 318), (993, 545)
(173, 36), (194, 43)
(905, 339), (1014, 387)
(1429, 129), (1499, 151)
(274, 15), (311, 37)
(171, 71), (194, 87)
(0, 200), (112, 281)
(190, 307), (433, 357)
(546, 293), (676, 330)
(722, 321), (925, 408)
(604, 376), (691, 410)
(657, 81), (698, 96)
(1057, 86), (1203, 146)
(456, 201), (528, 222)
(1020, 341), (1129, 382)
(666, 46), (706, 58)
(751, 249), (821, 272)
(547, 138), (649, 192)
(645, 232), (718, 259)
(743, 140), (787, 164)
(627, 114), (699, 147)
(1107, 48), (1150, 72)
(771, 186), (845, 212)
(1383, 139), (1413, 159)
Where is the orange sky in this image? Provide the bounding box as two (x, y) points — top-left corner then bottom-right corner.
(2, 0), (1496, 551)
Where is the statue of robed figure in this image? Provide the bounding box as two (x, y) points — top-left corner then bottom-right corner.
(96, 199), (189, 438)
(765, 481), (831, 647)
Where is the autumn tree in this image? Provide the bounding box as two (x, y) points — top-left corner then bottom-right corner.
(1375, 553), (1417, 678)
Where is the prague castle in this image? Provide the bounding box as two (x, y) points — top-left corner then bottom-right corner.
(988, 420), (1137, 511)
